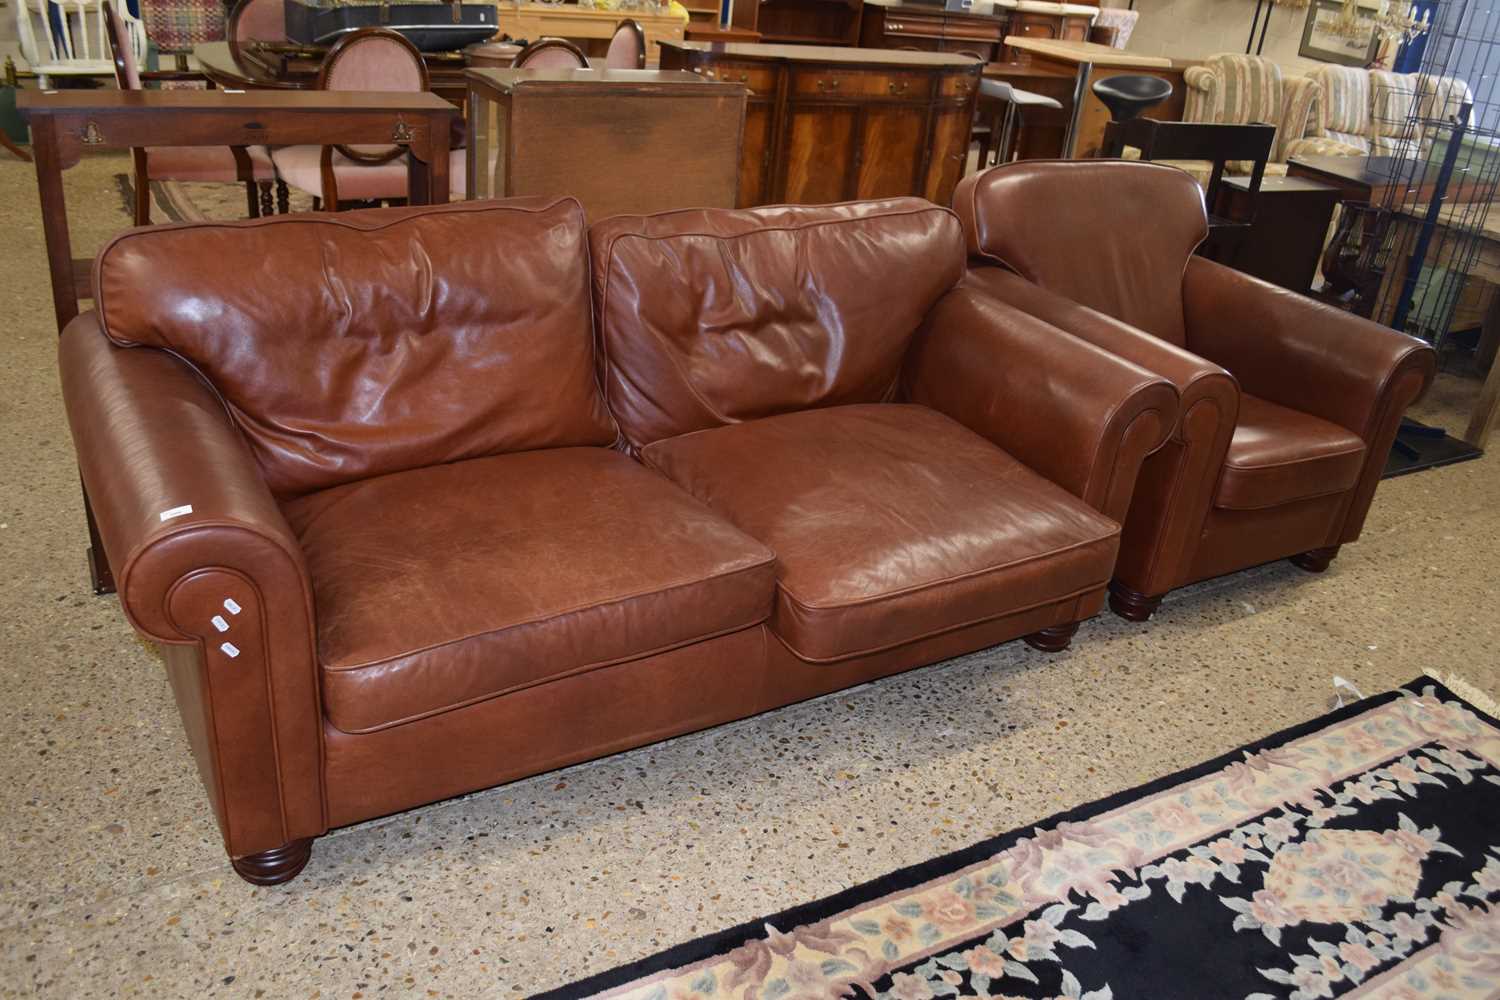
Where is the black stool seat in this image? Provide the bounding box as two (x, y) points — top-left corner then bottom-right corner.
(1092, 75), (1174, 122)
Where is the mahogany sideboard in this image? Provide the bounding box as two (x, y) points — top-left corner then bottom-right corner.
(659, 41), (981, 207)
(465, 67), (745, 219)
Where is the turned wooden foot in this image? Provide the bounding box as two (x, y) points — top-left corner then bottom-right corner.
(1290, 545), (1341, 573)
(1108, 581), (1163, 622)
(231, 837), (313, 886)
(1024, 622), (1079, 652)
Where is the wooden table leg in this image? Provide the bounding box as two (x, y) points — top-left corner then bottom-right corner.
(31, 117), (116, 592)
(1463, 291), (1500, 449)
(405, 120), (450, 206)
(30, 118), (81, 331)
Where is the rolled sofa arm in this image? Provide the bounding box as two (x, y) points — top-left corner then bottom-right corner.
(59, 313), (326, 860)
(903, 278), (1178, 526)
(1182, 258), (1436, 542)
(1182, 65), (1217, 123)
(1279, 75), (1322, 158)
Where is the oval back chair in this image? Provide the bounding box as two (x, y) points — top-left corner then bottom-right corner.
(605, 19), (646, 69)
(510, 37), (588, 69)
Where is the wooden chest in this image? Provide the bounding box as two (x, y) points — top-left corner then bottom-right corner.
(464, 68), (746, 221)
(659, 41), (981, 208)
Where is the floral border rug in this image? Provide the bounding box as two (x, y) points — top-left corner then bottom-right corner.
(537, 678), (1500, 1000)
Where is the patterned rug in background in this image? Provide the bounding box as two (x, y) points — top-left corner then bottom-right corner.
(539, 677), (1500, 1000)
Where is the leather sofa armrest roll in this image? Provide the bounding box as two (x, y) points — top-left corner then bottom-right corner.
(903, 279), (1179, 526)
(59, 312), (327, 859)
(1182, 258), (1436, 543)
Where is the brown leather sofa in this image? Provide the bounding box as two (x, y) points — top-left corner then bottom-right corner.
(953, 160), (1437, 621)
(60, 196), (1177, 884)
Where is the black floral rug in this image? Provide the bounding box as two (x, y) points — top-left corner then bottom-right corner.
(537, 676), (1500, 1000)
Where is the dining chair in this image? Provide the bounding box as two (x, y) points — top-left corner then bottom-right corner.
(271, 27), (466, 209)
(605, 19), (646, 69)
(228, 0), (288, 56)
(103, 0), (278, 224)
(17, 0), (144, 88)
(510, 37), (589, 70)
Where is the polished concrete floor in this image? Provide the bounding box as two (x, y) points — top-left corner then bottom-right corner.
(0, 152), (1496, 999)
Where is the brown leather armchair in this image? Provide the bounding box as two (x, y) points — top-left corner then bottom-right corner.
(954, 160), (1436, 620)
(61, 197), (1175, 883)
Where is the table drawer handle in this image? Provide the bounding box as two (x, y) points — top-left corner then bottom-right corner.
(889, 80), (909, 95)
(816, 77), (841, 92)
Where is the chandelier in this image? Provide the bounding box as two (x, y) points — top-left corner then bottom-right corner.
(1269, 0), (1433, 43)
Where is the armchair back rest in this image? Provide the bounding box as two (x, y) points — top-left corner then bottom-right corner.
(589, 198), (964, 450)
(1415, 73), (1475, 141)
(93, 198), (616, 500)
(1309, 65), (1371, 141)
(1194, 54), (1284, 127)
(953, 161), (1206, 346)
(1369, 69), (1419, 142)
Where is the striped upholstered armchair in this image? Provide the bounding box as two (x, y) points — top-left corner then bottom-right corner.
(1180, 54), (1320, 174)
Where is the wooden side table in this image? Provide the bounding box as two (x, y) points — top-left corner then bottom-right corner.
(19, 88), (457, 595)
(1216, 174), (1341, 294)
(466, 67), (745, 219)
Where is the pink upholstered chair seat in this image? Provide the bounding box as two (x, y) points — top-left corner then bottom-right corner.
(272, 146), (469, 201)
(147, 145), (276, 183)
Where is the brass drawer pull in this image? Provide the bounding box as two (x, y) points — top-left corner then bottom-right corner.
(817, 77), (841, 92)
(889, 80), (909, 95)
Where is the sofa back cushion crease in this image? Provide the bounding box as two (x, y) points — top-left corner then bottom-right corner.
(92, 197), (618, 500)
(589, 198), (966, 451)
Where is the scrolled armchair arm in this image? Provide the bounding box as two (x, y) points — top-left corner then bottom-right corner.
(1183, 65), (1215, 92)
(1182, 258), (1435, 542)
(961, 268), (1238, 596)
(59, 313), (326, 857)
(1183, 258), (1434, 438)
(903, 279), (1178, 525)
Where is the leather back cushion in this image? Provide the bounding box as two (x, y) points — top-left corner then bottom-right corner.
(95, 198), (616, 500)
(588, 198), (965, 449)
(954, 161), (1206, 345)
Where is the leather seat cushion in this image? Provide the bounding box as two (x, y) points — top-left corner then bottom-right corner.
(284, 448), (777, 733)
(1215, 393), (1366, 510)
(642, 404), (1120, 662)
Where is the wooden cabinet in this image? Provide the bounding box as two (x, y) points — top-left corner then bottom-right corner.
(465, 68), (745, 220)
(659, 42), (980, 208)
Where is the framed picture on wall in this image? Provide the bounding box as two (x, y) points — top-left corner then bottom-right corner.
(1300, 0), (1382, 66)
